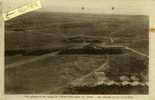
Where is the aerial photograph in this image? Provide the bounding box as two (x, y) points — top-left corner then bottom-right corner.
(5, 0), (149, 94)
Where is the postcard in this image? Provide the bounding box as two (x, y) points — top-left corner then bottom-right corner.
(1, 0), (155, 100)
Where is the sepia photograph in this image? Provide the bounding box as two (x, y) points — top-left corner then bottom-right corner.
(4, 0), (149, 95)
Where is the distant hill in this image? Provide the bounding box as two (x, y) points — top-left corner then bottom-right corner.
(5, 12), (149, 54)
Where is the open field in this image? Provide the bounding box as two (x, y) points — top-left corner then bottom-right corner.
(5, 12), (149, 94)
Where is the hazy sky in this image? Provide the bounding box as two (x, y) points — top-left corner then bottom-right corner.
(3, 0), (154, 15)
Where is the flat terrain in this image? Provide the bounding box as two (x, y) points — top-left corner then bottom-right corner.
(5, 12), (149, 94)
